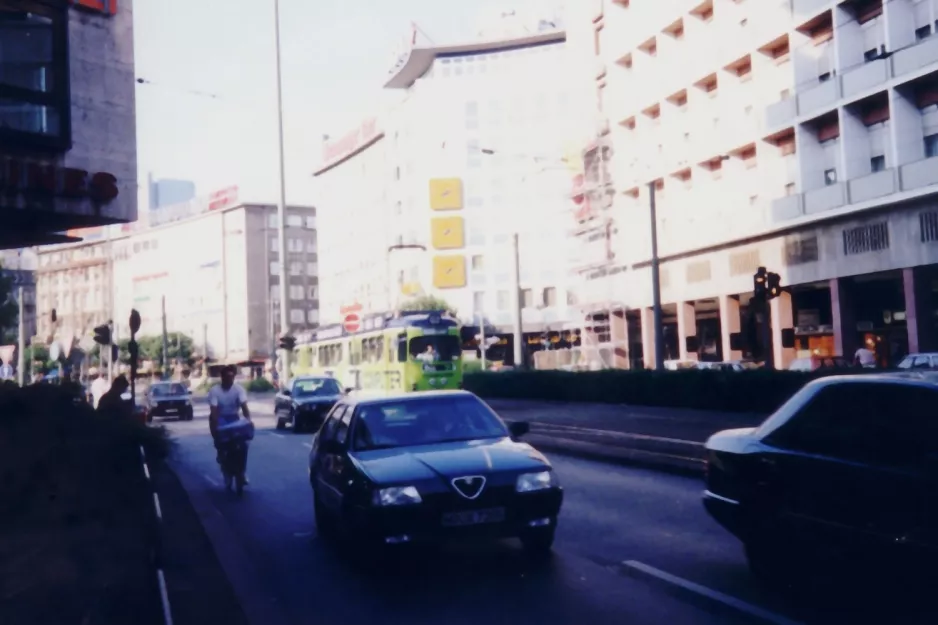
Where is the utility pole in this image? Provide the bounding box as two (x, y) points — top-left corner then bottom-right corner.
(16, 286), (24, 386)
(511, 233), (524, 369)
(648, 181), (664, 371)
(273, 0), (291, 389)
(161, 296), (169, 380)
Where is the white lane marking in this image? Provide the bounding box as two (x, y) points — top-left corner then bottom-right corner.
(302, 442), (312, 449)
(152, 493), (163, 522)
(142, 462), (151, 481)
(271, 433), (286, 439)
(156, 569), (174, 625)
(203, 474), (220, 487)
(622, 561), (804, 625)
(534, 423), (702, 447)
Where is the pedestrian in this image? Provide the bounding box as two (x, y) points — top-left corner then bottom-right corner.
(89, 369), (110, 409)
(854, 343), (876, 369)
(97, 374), (131, 418)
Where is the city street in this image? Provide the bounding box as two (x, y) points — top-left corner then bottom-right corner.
(160, 402), (936, 625)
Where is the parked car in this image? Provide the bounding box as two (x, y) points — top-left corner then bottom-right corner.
(787, 355), (850, 371)
(703, 374), (938, 584)
(144, 381), (193, 421)
(308, 390), (563, 555)
(275, 375), (347, 432)
(896, 352), (938, 371)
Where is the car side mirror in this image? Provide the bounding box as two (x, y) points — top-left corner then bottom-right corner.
(509, 421), (530, 438)
(344, 387), (352, 395)
(282, 389), (291, 397)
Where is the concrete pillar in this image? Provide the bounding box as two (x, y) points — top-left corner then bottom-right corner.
(839, 106), (872, 180)
(640, 307), (656, 370)
(677, 301), (697, 361)
(795, 124), (824, 192)
(770, 291), (796, 369)
(903, 267), (938, 353)
(889, 89), (926, 168)
(833, 5), (863, 72)
(831, 277), (859, 358)
(610, 308), (630, 369)
(719, 295), (743, 361)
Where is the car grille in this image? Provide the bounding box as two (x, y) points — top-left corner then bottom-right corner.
(423, 485), (516, 512)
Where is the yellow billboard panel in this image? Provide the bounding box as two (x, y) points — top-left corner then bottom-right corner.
(430, 216), (465, 250)
(428, 178), (463, 211)
(432, 255), (466, 289)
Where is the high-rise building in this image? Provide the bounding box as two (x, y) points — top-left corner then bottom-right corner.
(315, 23), (596, 341)
(578, 0), (938, 369)
(0, 1), (137, 248)
(148, 173), (197, 210)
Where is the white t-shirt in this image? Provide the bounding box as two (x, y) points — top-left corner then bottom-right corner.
(209, 383), (248, 424)
(855, 347), (876, 366)
(91, 377), (110, 408)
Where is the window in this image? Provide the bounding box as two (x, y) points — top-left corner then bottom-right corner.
(306, 240), (316, 253)
(287, 214), (303, 227)
(785, 182), (796, 196)
(766, 383), (938, 467)
(289, 262), (302, 276)
(305, 215), (316, 229)
(824, 168), (837, 185)
(269, 262), (280, 276)
(290, 285), (305, 300)
(473, 291), (485, 313)
(270, 285), (280, 300)
(925, 134), (938, 158)
(522, 288), (534, 308)
(307, 309), (319, 324)
(270, 237), (279, 252)
(290, 309), (305, 324)
(308, 285), (318, 300)
(267, 214), (278, 229)
(543, 287), (557, 307)
(915, 25), (932, 41)
(307, 262), (318, 275)
(496, 290), (509, 310)
(288, 238), (303, 253)
(0, 3), (70, 151)
(870, 155), (886, 172)
(471, 255), (484, 271)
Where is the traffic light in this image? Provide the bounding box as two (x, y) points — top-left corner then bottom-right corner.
(753, 266), (767, 302)
(111, 344), (119, 362)
(279, 335), (296, 351)
(50, 308), (57, 323)
(93, 323), (111, 345)
(766, 271), (782, 300)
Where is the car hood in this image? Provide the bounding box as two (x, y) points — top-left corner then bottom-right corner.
(705, 427), (759, 453)
(294, 396), (340, 406)
(353, 438), (550, 484)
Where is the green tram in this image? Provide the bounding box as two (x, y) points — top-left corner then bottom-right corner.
(291, 310), (464, 394)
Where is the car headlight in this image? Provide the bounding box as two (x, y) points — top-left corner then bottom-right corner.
(516, 470), (556, 493)
(372, 486), (422, 506)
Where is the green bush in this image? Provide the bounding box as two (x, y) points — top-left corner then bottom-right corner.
(245, 377), (275, 393)
(463, 368), (882, 413)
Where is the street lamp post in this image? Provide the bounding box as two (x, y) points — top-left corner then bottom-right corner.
(273, 0), (291, 388)
(648, 181), (664, 371)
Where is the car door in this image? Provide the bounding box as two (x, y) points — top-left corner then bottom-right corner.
(757, 383), (930, 554)
(313, 405), (348, 512)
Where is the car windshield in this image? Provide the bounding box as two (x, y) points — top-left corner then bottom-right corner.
(293, 378), (341, 397)
(352, 395), (509, 451)
(409, 334), (461, 361)
(151, 383), (187, 397)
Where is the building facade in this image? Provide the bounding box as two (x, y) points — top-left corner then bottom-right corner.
(315, 17), (596, 335)
(148, 174), (196, 210)
(0, 0), (137, 248)
(573, 0), (938, 369)
(37, 201), (319, 363)
(0, 249), (37, 343)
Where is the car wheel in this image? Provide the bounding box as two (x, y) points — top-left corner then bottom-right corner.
(520, 527), (555, 557)
(293, 413), (304, 433)
(276, 416), (286, 430)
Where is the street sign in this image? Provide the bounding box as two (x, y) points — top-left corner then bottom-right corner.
(343, 313), (361, 333)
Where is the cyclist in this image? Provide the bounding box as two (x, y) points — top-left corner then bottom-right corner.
(209, 365), (253, 487)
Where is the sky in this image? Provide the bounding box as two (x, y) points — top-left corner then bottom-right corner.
(132, 0), (561, 210)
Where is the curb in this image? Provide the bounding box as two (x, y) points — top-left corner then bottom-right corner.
(140, 445), (174, 625)
(524, 433), (706, 478)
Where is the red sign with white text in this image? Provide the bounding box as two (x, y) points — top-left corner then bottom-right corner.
(321, 119), (380, 165)
(70, 0), (117, 15)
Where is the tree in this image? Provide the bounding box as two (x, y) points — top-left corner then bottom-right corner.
(116, 333), (196, 364)
(399, 295), (456, 316)
(0, 265), (19, 344)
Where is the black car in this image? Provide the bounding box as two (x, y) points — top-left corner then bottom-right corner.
(276, 376), (347, 433)
(308, 390), (563, 554)
(703, 374), (938, 582)
(145, 382), (193, 421)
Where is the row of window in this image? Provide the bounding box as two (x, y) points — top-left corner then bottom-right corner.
(471, 287), (568, 313)
(269, 262), (318, 277)
(289, 309), (319, 325)
(265, 214), (317, 230)
(270, 237), (317, 254)
(271, 285), (319, 301)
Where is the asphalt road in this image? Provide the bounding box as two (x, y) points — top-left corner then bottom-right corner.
(159, 403), (937, 625)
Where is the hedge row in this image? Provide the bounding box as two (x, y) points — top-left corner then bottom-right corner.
(462, 368), (883, 414)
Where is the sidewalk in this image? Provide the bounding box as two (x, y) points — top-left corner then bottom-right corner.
(485, 399), (767, 476)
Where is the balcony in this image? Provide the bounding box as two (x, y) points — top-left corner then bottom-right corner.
(792, 0), (830, 21)
(804, 182), (846, 215)
(797, 78), (840, 118)
(771, 193), (803, 222)
(765, 96), (798, 130)
(848, 169), (897, 204)
(900, 156), (938, 192)
(842, 59), (888, 100)
(892, 35), (938, 77)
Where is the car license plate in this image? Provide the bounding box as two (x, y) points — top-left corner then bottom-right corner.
(441, 507), (506, 527)
(165, 408), (177, 413)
